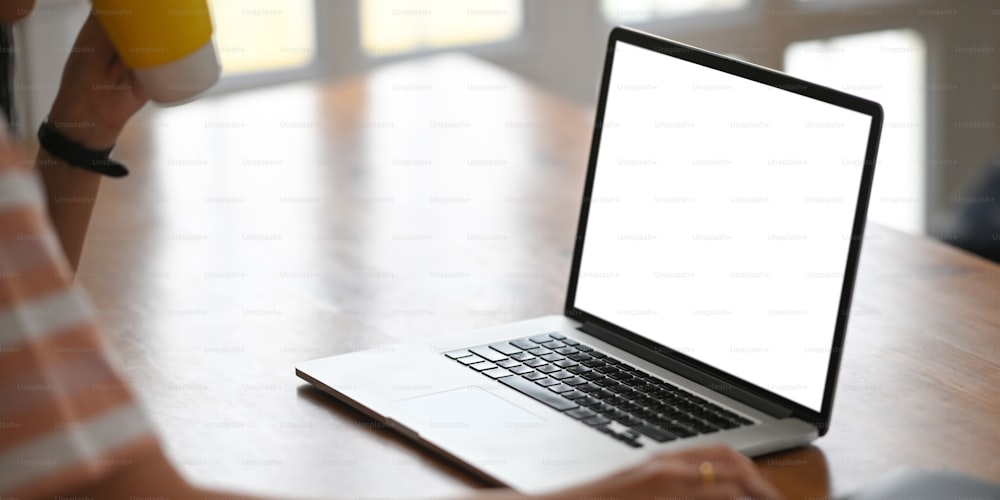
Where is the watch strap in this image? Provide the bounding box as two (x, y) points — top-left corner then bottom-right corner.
(37, 121), (128, 178)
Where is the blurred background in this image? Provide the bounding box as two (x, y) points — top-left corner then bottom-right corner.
(12, 0), (1000, 253)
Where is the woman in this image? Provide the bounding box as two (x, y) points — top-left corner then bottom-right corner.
(0, 2), (782, 498)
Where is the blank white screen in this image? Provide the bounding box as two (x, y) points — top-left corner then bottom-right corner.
(575, 41), (872, 411)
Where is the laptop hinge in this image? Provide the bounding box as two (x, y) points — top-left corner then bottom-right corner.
(579, 322), (795, 419)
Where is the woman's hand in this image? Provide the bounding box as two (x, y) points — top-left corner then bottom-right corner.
(541, 445), (784, 500)
(47, 12), (148, 149)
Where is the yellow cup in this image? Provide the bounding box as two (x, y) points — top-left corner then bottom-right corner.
(91, 0), (220, 105)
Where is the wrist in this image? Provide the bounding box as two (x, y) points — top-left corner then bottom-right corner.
(47, 102), (122, 150)
(36, 121), (129, 178)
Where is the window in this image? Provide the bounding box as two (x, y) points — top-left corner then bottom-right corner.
(360, 0), (523, 57)
(600, 0), (749, 22)
(785, 30), (926, 234)
(208, 0), (317, 76)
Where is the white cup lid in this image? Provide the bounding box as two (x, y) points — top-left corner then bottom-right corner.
(133, 41), (221, 105)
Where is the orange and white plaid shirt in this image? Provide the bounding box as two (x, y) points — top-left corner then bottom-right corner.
(0, 167), (156, 497)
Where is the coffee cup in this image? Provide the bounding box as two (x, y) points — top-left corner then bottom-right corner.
(91, 0), (221, 105)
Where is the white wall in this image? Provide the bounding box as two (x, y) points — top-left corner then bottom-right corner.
(11, 0), (88, 134)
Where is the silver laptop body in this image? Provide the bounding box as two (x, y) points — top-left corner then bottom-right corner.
(298, 27), (883, 495)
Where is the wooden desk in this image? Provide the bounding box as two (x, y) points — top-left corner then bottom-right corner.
(81, 54), (1000, 499)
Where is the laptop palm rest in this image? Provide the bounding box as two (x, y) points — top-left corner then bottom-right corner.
(391, 386), (545, 435)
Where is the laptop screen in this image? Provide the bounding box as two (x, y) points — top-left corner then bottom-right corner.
(573, 40), (874, 412)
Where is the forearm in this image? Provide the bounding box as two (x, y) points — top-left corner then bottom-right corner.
(39, 76), (130, 272)
(36, 147), (101, 271)
(36, 9), (148, 272)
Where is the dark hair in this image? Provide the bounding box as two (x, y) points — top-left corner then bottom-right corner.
(1, 24), (14, 131)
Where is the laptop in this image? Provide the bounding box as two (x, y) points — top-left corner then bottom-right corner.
(297, 26), (883, 494)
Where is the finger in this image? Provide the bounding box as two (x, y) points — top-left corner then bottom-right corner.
(688, 482), (752, 500)
(664, 451), (782, 500)
(655, 446), (745, 475)
(703, 454), (782, 500)
(678, 457), (747, 487)
(708, 449), (783, 500)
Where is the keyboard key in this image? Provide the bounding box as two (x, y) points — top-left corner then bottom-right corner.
(555, 347), (578, 355)
(537, 365), (560, 374)
(632, 423), (677, 443)
(535, 378), (560, 387)
(497, 359), (521, 368)
(528, 347), (551, 356)
(511, 352), (535, 361)
(524, 358), (548, 368)
(541, 340), (566, 349)
(567, 353), (592, 361)
(605, 408), (628, 420)
(490, 342), (522, 356)
(602, 381), (624, 392)
(541, 353), (565, 362)
(509, 365), (534, 375)
(445, 349), (473, 359)
(689, 419), (722, 434)
(550, 333), (567, 340)
(562, 338), (580, 346)
(470, 347), (507, 362)
(564, 377), (589, 386)
(548, 384), (574, 394)
(499, 375), (578, 411)
(511, 339), (536, 350)
(578, 383), (602, 393)
(469, 361), (498, 371)
(617, 415), (643, 427)
(567, 408), (596, 420)
(583, 415), (612, 427)
(523, 371), (547, 381)
(620, 429), (641, 442)
(458, 355), (484, 365)
(576, 345), (594, 352)
(550, 370), (574, 380)
(530, 334), (554, 344)
(652, 420), (697, 438)
(607, 396), (630, 408)
(483, 368), (513, 379)
(562, 390), (587, 400)
(568, 365), (593, 375)
(554, 359), (578, 368)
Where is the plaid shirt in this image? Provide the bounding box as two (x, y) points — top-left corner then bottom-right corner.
(0, 168), (156, 497)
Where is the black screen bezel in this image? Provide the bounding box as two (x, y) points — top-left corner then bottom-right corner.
(563, 27), (883, 434)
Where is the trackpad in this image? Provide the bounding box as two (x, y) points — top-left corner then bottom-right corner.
(390, 386), (544, 434)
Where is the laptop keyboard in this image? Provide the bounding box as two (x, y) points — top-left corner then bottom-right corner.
(445, 332), (755, 448)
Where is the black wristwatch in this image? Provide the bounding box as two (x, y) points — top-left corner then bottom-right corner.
(37, 121), (129, 178)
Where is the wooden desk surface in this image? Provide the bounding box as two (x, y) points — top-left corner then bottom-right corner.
(81, 54), (1000, 499)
